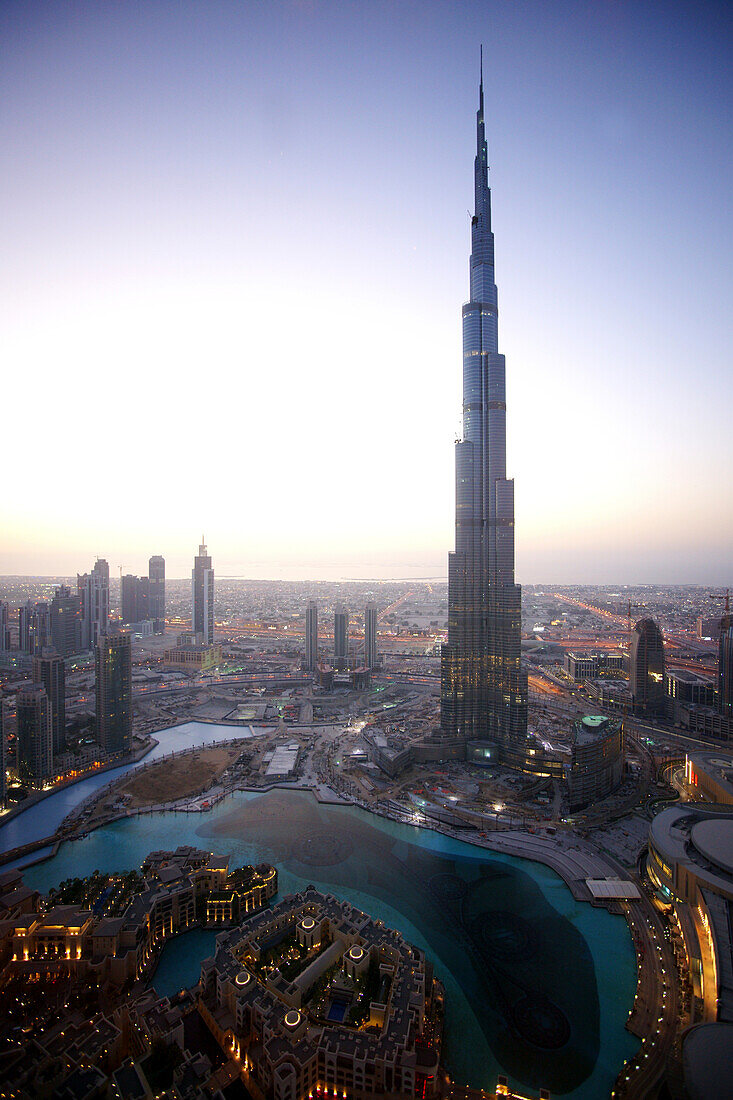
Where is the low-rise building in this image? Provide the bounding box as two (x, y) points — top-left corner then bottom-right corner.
(648, 805), (733, 1025)
(163, 632), (223, 672)
(199, 886), (443, 1099)
(685, 752), (733, 806)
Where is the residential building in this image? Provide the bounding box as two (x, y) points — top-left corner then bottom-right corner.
(50, 586), (81, 658)
(33, 651), (66, 755)
(365, 602), (378, 670)
(305, 600), (318, 671)
(334, 605), (348, 670)
(0, 601), (9, 651)
(95, 632), (132, 756)
(78, 559), (110, 650)
(19, 600), (52, 655)
(16, 686), (53, 786)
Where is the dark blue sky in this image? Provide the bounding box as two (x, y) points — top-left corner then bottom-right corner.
(2, 1), (731, 581)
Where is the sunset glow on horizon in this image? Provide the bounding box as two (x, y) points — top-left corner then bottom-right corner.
(2, 1), (731, 583)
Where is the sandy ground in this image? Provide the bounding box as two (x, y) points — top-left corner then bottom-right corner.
(104, 745), (242, 811)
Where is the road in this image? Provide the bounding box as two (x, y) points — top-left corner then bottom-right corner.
(613, 894), (681, 1098)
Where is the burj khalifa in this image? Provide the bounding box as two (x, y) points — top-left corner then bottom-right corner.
(440, 61), (528, 762)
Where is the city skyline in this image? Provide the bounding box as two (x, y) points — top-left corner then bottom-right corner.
(2, 1), (731, 583)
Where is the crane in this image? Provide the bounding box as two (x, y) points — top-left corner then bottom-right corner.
(709, 588), (731, 619)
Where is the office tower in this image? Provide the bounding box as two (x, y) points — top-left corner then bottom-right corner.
(50, 585), (82, 658)
(78, 558), (110, 649)
(148, 555), (166, 633)
(305, 601), (318, 670)
(365, 602), (378, 670)
(718, 617), (733, 719)
(630, 618), (666, 715)
(0, 601), (9, 651)
(192, 537), (214, 645)
(95, 632), (133, 756)
(16, 686), (53, 786)
(440, 62), (528, 761)
(33, 652), (66, 755)
(121, 574), (138, 624)
(121, 574), (150, 624)
(334, 605), (348, 670)
(19, 600), (52, 655)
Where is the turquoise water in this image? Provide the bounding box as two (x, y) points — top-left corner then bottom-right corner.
(23, 787), (639, 1098)
(150, 928), (220, 998)
(0, 721), (266, 853)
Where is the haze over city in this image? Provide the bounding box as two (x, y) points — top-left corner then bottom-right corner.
(2, 0), (731, 583)
(3, 5), (733, 1100)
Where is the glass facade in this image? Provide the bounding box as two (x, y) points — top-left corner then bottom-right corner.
(440, 69), (529, 761)
(630, 618), (666, 715)
(148, 555), (166, 634)
(95, 632), (132, 756)
(192, 541), (215, 645)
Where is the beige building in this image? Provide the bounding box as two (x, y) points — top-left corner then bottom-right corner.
(163, 631), (222, 672)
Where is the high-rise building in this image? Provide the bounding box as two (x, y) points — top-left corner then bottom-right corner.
(19, 600), (52, 655)
(95, 632), (132, 756)
(718, 616), (733, 720)
(16, 686), (53, 786)
(334, 605), (348, 670)
(33, 651), (66, 756)
(630, 618), (666, 715)
(192, 538), (214, 645)
(305, 601), (318, 671)
(148, 555), (166, 633)
(50, 585), (81, 658)
(440, 62), (528, 763)
(78, 559), (110, 649)
(121, 574), (150, 625)
(0, 601), (9, 651)
(0, 701), (5, 807)
(365, 602), (378, 670)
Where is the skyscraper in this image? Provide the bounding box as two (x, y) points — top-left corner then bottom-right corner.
(121, 574), (150, 624)
(95, 632), (132, 756)
(148, 555), (166, 633)
(0, 702), (5, 807)
(19, 600), (52, 655)
(440, 61), (528, 762)
(334, 605), (348, 670)
(364, 602), (378, 670)
(718, 616), (733, 720)
(16, 686), (53, 786)
(0, 601), (9, 651)
(630, 618), (666, 715)
(78, 558), (110, 649)
(33, 651), (66, 756)
(305, 601), (318, 671)
(50, 585), (81, 658)
(192, 538), (214, 645)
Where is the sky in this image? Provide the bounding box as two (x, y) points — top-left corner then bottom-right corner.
(1, 0), (731, 583)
